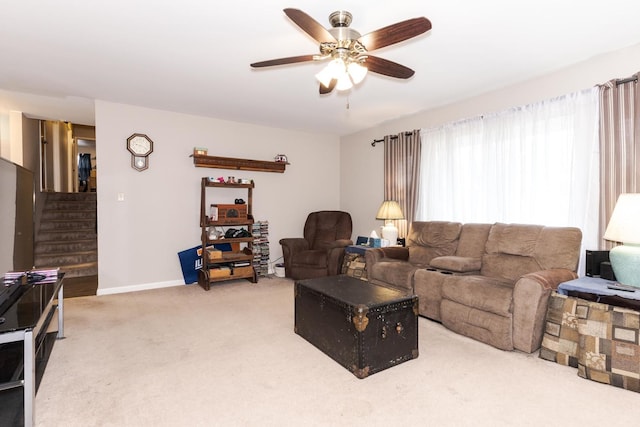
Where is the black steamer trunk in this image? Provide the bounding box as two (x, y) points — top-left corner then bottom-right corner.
(294, 276), (418, 378)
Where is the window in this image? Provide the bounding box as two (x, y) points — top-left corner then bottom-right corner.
(417, 87), (600, 268)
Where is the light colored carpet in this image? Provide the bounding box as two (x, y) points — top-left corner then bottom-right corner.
(36, 277), (640, 426)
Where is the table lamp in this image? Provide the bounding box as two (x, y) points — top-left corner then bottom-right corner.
(376, 200), (404, 245)
(603, 193), (640, 288)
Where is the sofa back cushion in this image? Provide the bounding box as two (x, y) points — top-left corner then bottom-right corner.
(481, 223), (582, 282)
(455, 223), (492, 258)
(407, 221), (462, 265)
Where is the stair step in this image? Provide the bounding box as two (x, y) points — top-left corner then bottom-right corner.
(36, 230), (97, 242)
(35, 251), (98, 267)
(45, 192), (97, 202)
(35, 240), (98, 254)
(42, 210), (97, 220)
(44, 201), (96, 211)
(39, 219), (96, 231)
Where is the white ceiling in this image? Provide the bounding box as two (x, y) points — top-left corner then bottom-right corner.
(2, 1), (640, 137)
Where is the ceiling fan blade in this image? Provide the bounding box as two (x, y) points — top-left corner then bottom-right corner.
(250, 55), (316, 68)
(365, 56), (415, 79)
(284, 8), (337, 44)
(319, 79), (337, 95)
(358, 17), (431, 51)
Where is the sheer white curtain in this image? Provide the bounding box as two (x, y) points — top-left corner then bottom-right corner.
(417, 87), (600, 269)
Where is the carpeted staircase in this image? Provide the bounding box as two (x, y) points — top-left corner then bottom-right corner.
(35, 192), (97, 278)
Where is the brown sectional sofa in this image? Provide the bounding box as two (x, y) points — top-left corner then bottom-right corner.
(365, 221), (582, 353)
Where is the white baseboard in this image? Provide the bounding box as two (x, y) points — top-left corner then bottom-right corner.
(97, 279), (184, 296)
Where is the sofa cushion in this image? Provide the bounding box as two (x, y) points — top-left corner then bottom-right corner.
(485, 223), (541, 256)
(480, 223), (582, 282)
(535, 226), (583, 271)
(430, 256), (481, 273)
(441, 275), (514, 317)
(481, 223), (542, 281)
(407, 221), (461, 265)
(455, 223), (492, 258)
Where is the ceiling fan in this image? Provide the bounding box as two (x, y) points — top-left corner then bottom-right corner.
(250, 8), (432, 94)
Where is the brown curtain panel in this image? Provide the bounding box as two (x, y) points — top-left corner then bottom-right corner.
(599, 72), (640, 249)
(383, 130), (421, 238)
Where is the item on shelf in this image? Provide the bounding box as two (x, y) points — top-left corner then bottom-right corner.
(209, 205), (218, 221)
(209, 266), (232, 278)
(212, 204), (248, 223)
(208, 227), (222, 240)
(274, 154), (288, 163)
(224, 228), (251, 238)
(207, 248), (222, 261)
(194, 147), (208, 156)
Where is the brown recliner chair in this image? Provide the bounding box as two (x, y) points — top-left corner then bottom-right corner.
(279, 211), (353, 280)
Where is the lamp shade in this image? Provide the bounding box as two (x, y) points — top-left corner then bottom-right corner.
(603, 193), (640, 244)
(376, 200), (404, 220)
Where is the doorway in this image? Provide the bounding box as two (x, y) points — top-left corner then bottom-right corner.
(40, 121), (96, 193)
(76, 139), (96, 192)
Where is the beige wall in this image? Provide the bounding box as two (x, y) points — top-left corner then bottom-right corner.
(340, 43), (640, 239)
(95, 101), (340, 293)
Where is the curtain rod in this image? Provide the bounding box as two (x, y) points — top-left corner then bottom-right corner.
(371, 132), (415, 147)
(616, 76), (638, 86)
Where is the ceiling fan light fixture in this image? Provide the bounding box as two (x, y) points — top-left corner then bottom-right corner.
(335, 72), (353, 91)
(316, 58), (347, 88)
(315, 66), (335, 88)
(347, 61), (368, 85)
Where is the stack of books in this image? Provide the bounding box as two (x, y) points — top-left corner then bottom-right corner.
(252, 221), (270, 277)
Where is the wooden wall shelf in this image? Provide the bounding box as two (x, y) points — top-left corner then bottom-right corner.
(192, 154), (286, 173)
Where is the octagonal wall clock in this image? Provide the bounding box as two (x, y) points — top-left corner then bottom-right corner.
(126, 133), (154, 171)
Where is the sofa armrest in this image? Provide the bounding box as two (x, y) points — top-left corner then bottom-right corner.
(325, 239), (353, 250)
(279, 238), (309, 272)
(279, 237), (309, 253)
(429, 256), (481, 273)
(512, 269), (578, 352)
(364, 246), (409, 266)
